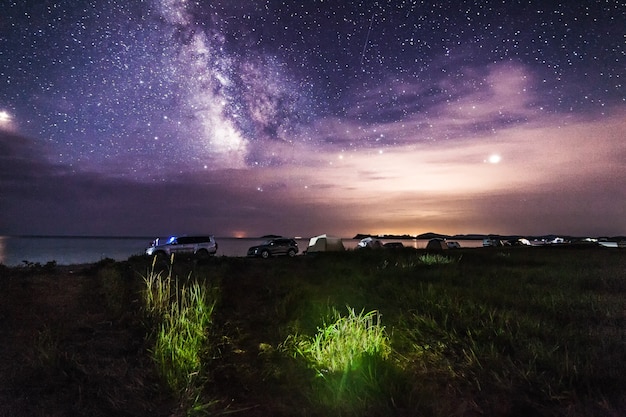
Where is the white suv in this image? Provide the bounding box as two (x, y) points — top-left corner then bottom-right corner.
(146, 235), (218, 259)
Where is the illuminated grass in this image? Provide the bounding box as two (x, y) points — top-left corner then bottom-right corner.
(417, 253), (456, 265)
(142, 255), (174, 319)
(295, 307), (390, 374)
(152, 280), (215, 393)
(141, 256), (217, 408)
(378, 252), (458, 269)
(131, 247), (626, 416)
(286, 306), (392, 415)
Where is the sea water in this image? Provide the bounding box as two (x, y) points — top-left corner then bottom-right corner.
(0, 236), (484, 267)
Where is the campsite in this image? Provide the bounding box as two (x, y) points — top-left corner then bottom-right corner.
(305, 234), (346, 253)
(0, 244), (624, 416)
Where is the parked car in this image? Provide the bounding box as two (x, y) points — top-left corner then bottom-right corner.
(146, 235), (218, 259)
(247, 238), (299, 258)
(356, 237), (384, 249)
(482, 238), (504, 247)
(446, 241), (461, 249)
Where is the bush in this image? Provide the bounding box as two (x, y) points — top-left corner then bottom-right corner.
(140, 257), (217, 407)
(287, 307), (393, 415)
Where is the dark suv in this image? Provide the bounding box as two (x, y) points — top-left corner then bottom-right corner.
(247, 238), (299, 258)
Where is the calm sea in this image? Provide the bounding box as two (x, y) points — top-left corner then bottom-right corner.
(0, 236), (483, 267)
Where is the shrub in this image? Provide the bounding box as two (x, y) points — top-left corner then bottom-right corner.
(295, 307), (390, 374)
(152, 280), (215, 393)
(140, 256), (217, 405)
(418, 253), (456, 265)
(287, 306), (392, 415)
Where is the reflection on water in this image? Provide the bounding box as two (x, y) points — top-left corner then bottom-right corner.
(0, 236), (151, 267)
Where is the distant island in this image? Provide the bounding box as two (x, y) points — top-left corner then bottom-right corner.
(353, 232), (626, 241)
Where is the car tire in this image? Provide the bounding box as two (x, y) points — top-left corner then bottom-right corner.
(196, 249), (210, 260)
(261, 250), (270, 259)
(287, 249), (296, 257)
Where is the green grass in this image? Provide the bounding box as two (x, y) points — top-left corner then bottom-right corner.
(151, 281), (215, 392)
(140, 256), (218, 412)
(417, 252), (457, 265)
(291, 307), (390, 375)
(129, 247), (626, 416)
(284, 306), (393, 415)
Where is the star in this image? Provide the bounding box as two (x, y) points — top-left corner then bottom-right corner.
(0, 0), (624, 238)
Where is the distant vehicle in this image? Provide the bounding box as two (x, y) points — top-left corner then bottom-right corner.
(446, 241), (461, 249)
(598, 241), (619, 248)
(247, 238), (299, 258)
(383, 242), (404, 249)
(146, 235), (218, 259)
(357, 237), (384, 249)
(482, 238), (504, 247)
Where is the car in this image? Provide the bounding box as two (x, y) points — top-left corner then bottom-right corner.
(247, 238), (299, 258)
(146, 235), (218, 259)
(356, 237), (384, 249)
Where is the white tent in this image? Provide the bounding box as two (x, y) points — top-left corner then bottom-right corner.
(306, 234), (345, 253)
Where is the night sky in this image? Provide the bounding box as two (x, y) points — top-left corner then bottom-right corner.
(1, 0), (625, 238)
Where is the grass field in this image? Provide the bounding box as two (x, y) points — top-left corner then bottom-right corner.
(1, 245), (624, 416)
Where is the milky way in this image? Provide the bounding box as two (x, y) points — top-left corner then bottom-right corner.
(1, 1), (625, 237)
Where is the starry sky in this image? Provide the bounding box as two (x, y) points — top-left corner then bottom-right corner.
(1, 0), (625, 238)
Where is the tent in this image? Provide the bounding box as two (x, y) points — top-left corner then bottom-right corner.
(306, 234), (345, 253)
(426, 238), (448, 250)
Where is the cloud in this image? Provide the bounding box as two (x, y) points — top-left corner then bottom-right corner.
(434, 62), (536, 127)
(310, 61), (541, 151)
(2, 108), (625, 237)
(0, 131), (344, 236)
(275, 107), (626, 236)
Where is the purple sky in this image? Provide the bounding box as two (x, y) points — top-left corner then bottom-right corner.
(1, 1), (625, 238)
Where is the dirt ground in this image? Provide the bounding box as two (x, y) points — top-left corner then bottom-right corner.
(0, 263), (175, 417)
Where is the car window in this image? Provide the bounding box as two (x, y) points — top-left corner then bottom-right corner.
(168, 236), (215, 245)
